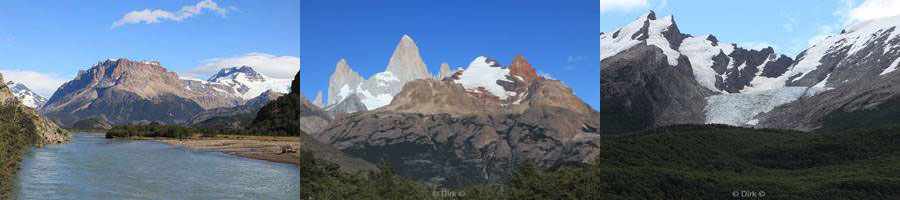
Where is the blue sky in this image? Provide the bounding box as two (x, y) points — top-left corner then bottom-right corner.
(601, 0), (900, 58)
(0, 0), (300, 97)
(300, 0), (600, 109)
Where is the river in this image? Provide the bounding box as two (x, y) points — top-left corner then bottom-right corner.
(15, 132), (300, 199)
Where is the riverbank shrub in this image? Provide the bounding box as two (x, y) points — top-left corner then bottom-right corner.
(0, 103), (40, 199)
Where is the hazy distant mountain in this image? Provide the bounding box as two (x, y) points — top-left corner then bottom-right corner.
(188, 90), (284, 129)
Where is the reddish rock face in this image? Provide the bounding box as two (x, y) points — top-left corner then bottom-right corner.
(508, 55), (538, 82)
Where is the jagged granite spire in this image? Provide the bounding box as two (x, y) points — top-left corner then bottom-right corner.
(327, 59), (364, 105)
(436, 62), (452, 80)
(313, 90), (325, 108)
(386, 34), (430, 83)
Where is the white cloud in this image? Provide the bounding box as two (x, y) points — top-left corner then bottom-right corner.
(187, 53), (300, 79)
(783, 17), (798, 32)
(600, 0), (649, 13)
(0, 70), (69, 98)
(737, 41), (778, 50)
(566, 55), (588, 71)
(654, 0), (669, 11)
(112, 0), (231, 28)
(538, 71), (556, 80)
(807, 25), (837, 46)
(847, 0), (900, 22)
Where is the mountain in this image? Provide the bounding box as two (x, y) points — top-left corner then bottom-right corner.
(5, 81), (47, 109)
(599, 11), (795, 133)
(316, 55), (600, 186)
(189, 90), (284, 129)
(203, 66), (291, 100)
(182, 66), (290, 108)
(323, 94), (366, 119)
(326, 35), (430, 110)
(755, 15), (900, 131)
(41, 59), (209, 126)
(313, 90), (325, 108)
(435, 62), (453, 80)
(386, 34), (431, 83)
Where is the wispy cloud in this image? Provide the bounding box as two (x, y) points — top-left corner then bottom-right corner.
(737, 41), (778, 50)
(782, 17), (798, 32)
(0, 69), (69, 97)
(111, 0), (232, 28)
(600, 0), (649, 13)
(566, 55), (588, 71)
(187, 53), (300, 79)
(654, 0), (669, 11)
(538, 71), (556, 80)
(847, 0), (900, 23)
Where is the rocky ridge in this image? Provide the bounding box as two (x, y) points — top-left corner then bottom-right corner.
(317, 55), (600, 186)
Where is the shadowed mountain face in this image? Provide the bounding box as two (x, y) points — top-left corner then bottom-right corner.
(189, 90), (284, 129)
(315, 56), (600, 187)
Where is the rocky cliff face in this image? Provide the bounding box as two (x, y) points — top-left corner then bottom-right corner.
(316, 56), (600, 186)
(386, 34), (431, 83)
(41, 59), (206, 126)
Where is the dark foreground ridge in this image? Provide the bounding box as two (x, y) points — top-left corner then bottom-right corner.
(301, 124), (900, 199)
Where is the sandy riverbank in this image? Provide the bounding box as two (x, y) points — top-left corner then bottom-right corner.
(150, 135), (301, 166)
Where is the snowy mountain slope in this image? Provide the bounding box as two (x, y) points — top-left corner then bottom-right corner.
(5, 81), (47, 109)
(601, 11), (797, 127)
(600, 11), (794, 94)
(785, 15), (900, 89)
(752, 15), (900, 131)
(184, 66), (291, 102)
(205, 66), (291, 100)
(454, 56), (516, 100)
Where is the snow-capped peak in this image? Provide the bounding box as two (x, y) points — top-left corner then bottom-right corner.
(201, 66), (291, 100)
(454, 56), (515, 100)
(600, 10), (684, 65)
(6, 81), (47, 109)
(788, 14), (900, 87)
(208, 66), (267, 83)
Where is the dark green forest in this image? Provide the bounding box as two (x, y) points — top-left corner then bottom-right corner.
(301, 124), (900, 199)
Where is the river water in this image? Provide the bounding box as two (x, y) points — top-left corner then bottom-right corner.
(15, 132), (300, 199)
